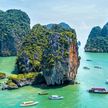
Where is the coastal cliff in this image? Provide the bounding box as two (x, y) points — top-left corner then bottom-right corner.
(68, 43), (80, 82)
(16, 23), (80, 85)
(85, 23), (108, 52)
(0, 9), (30, 56)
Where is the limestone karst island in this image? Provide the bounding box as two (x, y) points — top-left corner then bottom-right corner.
(85, 23), (108, 52)
(0, 0), (108, 108)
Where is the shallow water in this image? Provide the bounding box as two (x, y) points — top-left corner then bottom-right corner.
(0, 56), (16, 75)
(0, 50), (108, 108)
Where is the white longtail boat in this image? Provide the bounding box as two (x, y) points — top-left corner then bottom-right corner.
(20, 101), (39, 107)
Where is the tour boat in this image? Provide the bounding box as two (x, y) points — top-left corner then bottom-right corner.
(38, 91), (48, 95)
(49, 95), (64, 100)
(88, 88), (108, 94)
(20, 101), (39, 107)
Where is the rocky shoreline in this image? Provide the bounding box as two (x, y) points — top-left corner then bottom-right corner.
(0, 72), (6, 79)
(0, 71), (80, 90)
(1, 72), (38, 90)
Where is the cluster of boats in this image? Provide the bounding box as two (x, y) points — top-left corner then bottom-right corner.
(83, 66), (102, 70)
(84, 59), (107, 94)
(20, 91), (64, 107)
(84, 60), (102, 70)
(20, 79), (108, 107)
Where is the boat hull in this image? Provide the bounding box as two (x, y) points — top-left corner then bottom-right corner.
(89, 92), (108, 94)
(49, 97), (64, 100)
(88, 90), (108, 94)
(20, 102), (39, 107)
(38, 92), (48, 95)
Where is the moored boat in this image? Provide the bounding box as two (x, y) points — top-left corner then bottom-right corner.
(38, 91), (48, 95)
(49, 95), (64, 100)
(20, 101), (39, 107)
(86, 59), (92, 62)
(83, 66), (90, 70)
(88, 88), (108, 94)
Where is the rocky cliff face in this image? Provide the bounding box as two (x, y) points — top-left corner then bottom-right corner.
(42, 33), (79, 85)
(0, 9), (30, 56)
(68, 43), (79, 82)
(85, 23), (108, 52)
(16, 23), (80, 85)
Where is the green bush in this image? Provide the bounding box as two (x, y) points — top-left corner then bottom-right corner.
(0, 72), (6, 79)
(6, 80), (17, 87)
(8, 72), (38, 81)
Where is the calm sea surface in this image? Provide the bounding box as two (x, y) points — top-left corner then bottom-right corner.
(0, 49), (108, 108)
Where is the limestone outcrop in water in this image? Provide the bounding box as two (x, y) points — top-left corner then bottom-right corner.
(2, 73), (37, 90)
(0, 9), (30, 56)
(0, 72), (6, 79)
(16, 23), (80, 85)
(85, 23), (108, 52)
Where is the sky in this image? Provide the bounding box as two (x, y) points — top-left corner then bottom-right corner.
(0, 0), (108, 46)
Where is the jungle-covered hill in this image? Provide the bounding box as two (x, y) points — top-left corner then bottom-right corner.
(16, 23), (80, 85)
(85, 23), (108, 52)
(0, 9), (30, 56)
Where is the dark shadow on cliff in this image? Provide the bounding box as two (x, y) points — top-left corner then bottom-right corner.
(31, 80), (79, 90)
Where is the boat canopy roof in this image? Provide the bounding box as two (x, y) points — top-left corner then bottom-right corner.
(23, 101), (34, 104)
(51, 95), (59, 97)
(91, 88), (106, 91)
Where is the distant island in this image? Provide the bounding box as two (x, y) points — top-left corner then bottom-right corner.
(0, 9), (30, 56)
(0, 9), (80, 89)
(85, 23), (108, 52)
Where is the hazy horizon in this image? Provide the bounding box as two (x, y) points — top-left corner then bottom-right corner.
(0, 0), (108, 46)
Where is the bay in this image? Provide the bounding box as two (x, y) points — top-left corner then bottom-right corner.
(0, 49), (108, 108)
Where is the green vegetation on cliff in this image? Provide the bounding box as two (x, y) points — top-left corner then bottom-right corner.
(2, 72), (38, 90)
(85, 23), (108, 52)
(16, 24), (50, 72)
(0, 9), (30, 56)
(8, 72), (37, 81)
(16, 22), (79, 85)
(17, 23), (77, 72)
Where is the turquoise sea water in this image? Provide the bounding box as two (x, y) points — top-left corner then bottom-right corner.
(0, 56), (16, 75)
(0, 50), (108, 108)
